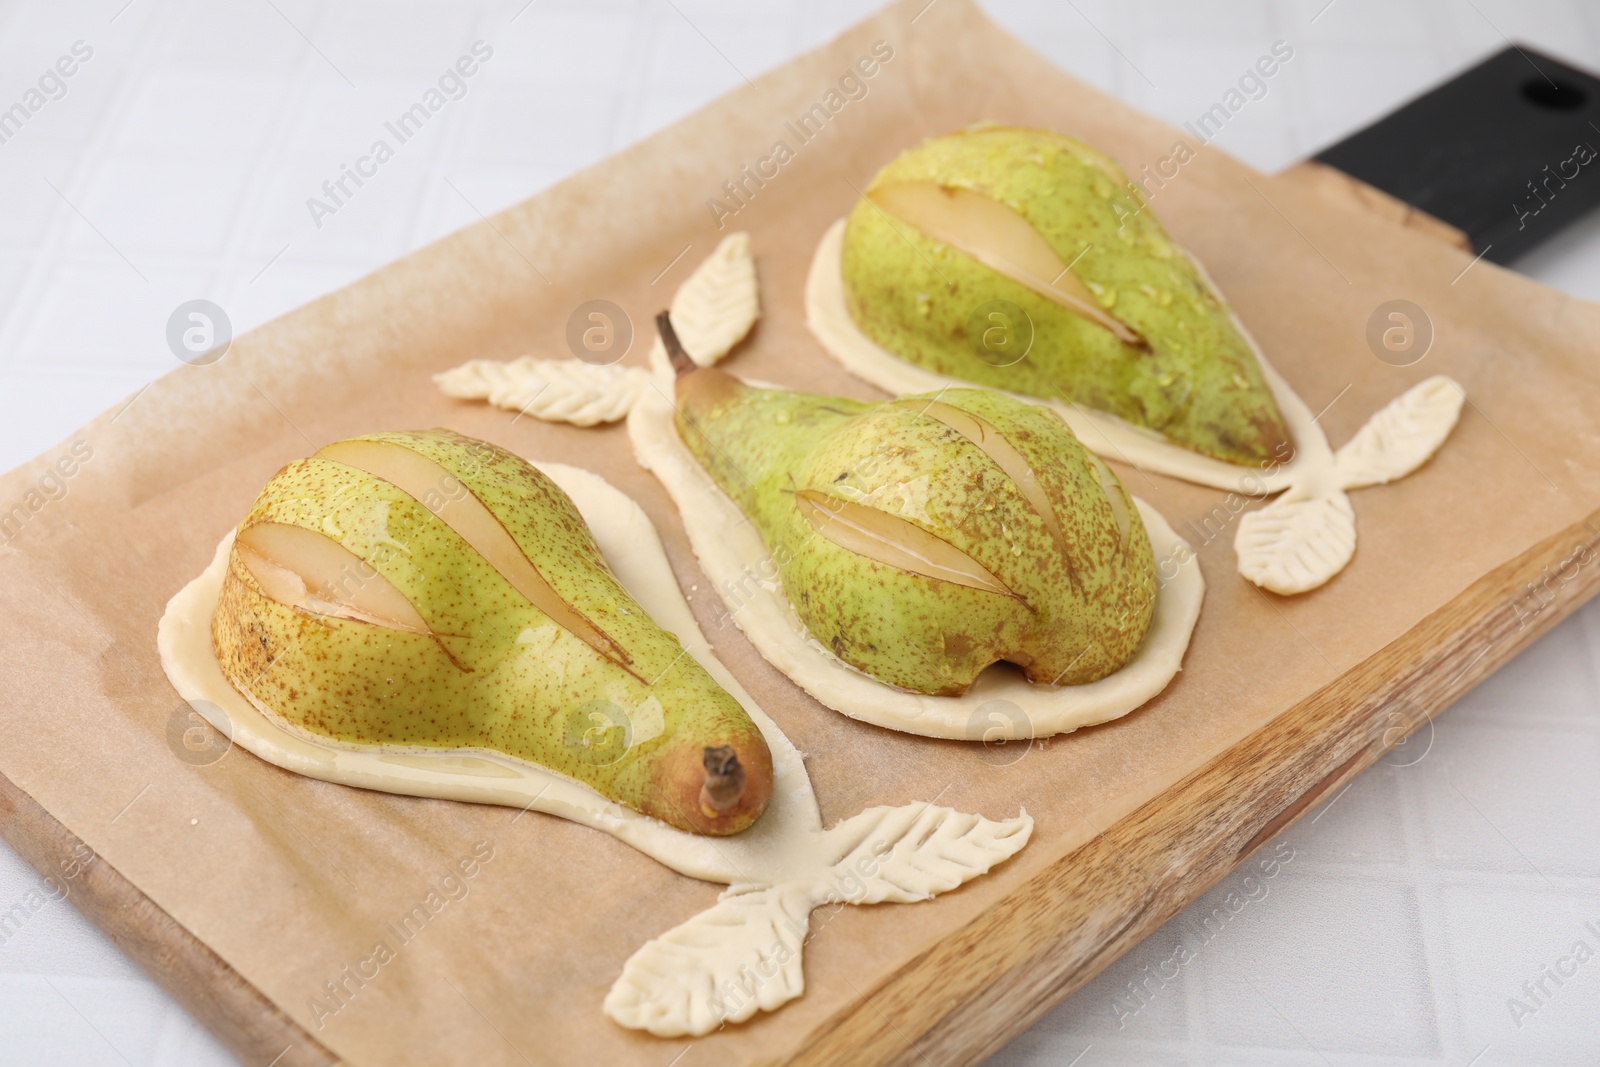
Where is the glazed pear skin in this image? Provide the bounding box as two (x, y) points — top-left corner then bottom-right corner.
(211, 429), (772, 836)
(672, 356), (1157, 696)
(841, 124), (1293, 467)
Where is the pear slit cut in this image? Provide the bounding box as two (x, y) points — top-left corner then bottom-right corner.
(892, 398), (1081, 593)
(699, 745), (746, 813)
(794, 489), (1021, 600)
(316, 438), (641, 680)
(233, 525), (479, 674)
(867, 182), (1147, 349)
(1083, 451), (1133, 547)
(235, 523), (432, 634)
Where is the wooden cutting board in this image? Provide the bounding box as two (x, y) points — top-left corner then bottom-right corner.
(4, 3), (1600, 1065)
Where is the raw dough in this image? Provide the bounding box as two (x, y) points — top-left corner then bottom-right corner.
(158, 461), (1030, 1036)
(667, 231), (761, 366)
(806, 217), (1321, 493)
(434, 358), (647, 427)
(629, 389), (1205, 739)
(806, 217), (1464, 596)
(432, 227), (1460, 598)
(431, 231), (759, 427)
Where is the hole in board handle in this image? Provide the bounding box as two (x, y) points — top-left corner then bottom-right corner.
(1521, 77), (1586, 111)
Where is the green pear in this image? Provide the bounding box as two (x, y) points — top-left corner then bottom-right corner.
(660, 314), (1156, 697)
(839, 123), (1293, 467)
(211, 428), (772, 836)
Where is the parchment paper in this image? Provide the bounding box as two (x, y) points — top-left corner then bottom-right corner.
(3, 1), (1600, 1064)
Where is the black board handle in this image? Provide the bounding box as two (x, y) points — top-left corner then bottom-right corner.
(1315, 45), (1600, 265)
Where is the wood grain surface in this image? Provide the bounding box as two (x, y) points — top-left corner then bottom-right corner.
(0, 771), (341, 1067)
(0, 8), (1594, 1066)
(5, 422), (1592, 1067)
(799, 510), (1600, 1066)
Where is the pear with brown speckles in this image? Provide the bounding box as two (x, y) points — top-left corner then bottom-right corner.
(210, 429), (771, 836)
(841, 124), (1293, 466)
(659, 313), (1156, 698)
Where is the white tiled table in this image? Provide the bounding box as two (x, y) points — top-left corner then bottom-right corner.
(2, 1), (1598, 1064)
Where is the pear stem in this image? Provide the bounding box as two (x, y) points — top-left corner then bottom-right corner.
(700, 745), (746, 812)
(656, 310), (698, 376)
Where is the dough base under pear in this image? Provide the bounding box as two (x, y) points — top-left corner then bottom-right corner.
(630, 364), (1205, 740)
(159, 460), (1031, 1037)
(808, 217), (1324, 494)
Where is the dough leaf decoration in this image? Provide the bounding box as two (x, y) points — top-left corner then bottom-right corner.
(1234, 488), (1357, 596)
(434, 233), (760, 422)
(161, 460), (1030, 1040)
(604, 804), (1032, 1036)
(820, 803), (1033, 904)
(1333, 375), (1466, 490)
(805, 215), (1468, 595)
(668, 231), (761, 367)
(603, 883), (812, 1035)
(1235, 376), (1463, 594)
(433, 357), (646, 426)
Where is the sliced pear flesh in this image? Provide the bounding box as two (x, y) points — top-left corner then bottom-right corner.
(894, 399), (1065, 545)
(795, 489), (1017, 599)
(236, 522), (431, 633)
(316, 438), (630, 668)
(868, 182), (1146, 348)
